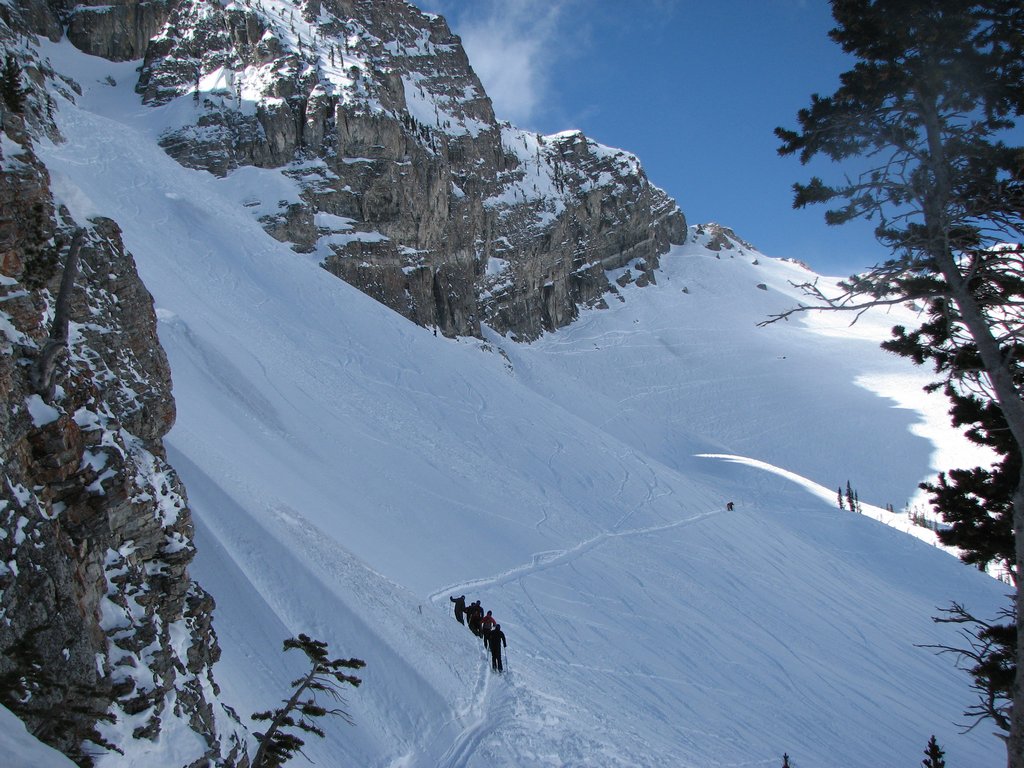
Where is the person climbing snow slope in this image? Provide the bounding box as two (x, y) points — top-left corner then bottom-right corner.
(480, 610), (496, 646)
(487, 623), (507, 672)
(450, 594), (467, 624)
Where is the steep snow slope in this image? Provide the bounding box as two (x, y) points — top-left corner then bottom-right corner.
(36, 40), (1007, 768)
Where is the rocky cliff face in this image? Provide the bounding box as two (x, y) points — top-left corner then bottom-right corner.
(129, 0), (686, 339)
(0, 6), (243, 765)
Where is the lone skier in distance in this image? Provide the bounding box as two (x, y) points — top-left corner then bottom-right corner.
(450, 595), (467, 624)
(487, 623), (507, 672)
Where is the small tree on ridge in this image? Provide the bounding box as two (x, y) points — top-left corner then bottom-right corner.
(251, 634), (365, 768)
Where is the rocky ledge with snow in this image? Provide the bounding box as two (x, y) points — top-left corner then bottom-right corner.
(1, 5), (243, 764)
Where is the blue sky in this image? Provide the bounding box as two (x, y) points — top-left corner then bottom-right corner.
(417, 0), (886, 276)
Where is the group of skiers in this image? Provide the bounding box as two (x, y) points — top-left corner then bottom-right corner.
(450, 595), (507, 672)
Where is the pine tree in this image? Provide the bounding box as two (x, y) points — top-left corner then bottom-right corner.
(846, 481), (855, 513)
(1, 53), (27, 113)
(772, 3), (1024, 761)
(922, 734), (946, 768)
(251, 634), (365, 768)
(838, 486), (845, 511)
(890, 311), (1018, 738)
(922, 389), (1018, 580)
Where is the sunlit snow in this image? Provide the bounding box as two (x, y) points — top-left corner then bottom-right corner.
(10, 37), (1011, 768)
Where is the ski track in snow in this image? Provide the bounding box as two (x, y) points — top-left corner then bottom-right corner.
(429, 505), (724, 602)
(425, 489), (728, 766)
(424, 450), (971, 767)
(430, 448), (901, 613)
(435, 657), (501, 768)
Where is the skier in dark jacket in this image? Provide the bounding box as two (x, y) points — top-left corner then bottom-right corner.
(450, 595), (467, 624)
(467, 601), (483, 635)
(487, 624), (507, 672)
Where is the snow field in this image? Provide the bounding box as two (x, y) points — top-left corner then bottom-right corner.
(26, 38), (1010, 768)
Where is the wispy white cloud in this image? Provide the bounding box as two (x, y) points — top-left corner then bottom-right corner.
(420, 0), (577, 129)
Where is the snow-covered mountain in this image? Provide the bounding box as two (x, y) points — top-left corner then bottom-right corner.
(127, 0), (685, 340)
(0, 1), (1011, 767)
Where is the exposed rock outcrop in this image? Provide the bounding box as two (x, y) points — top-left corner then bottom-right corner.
(13, 0), (687, 343)
(1, 7), (243, 764)
(65, 0), (172, 61)
(129, 0), (686, 339)
(691, 222), (756, 254)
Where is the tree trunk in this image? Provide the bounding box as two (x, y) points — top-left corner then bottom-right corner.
(918, 86), (1024, 767)
(937, 247), (1024, 767)
(32, 228), (86, 401)
(251, 668), (315, 768)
